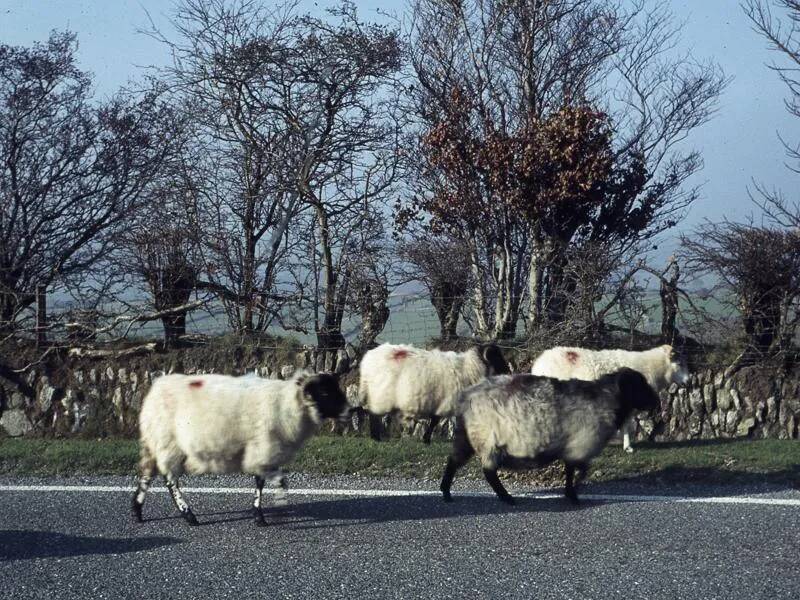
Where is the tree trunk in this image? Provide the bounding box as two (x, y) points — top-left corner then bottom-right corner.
(493, 235), (520, 340)
(0, 275), (26, 334)
(358, 281), (390, 349)
(660, 257), (680, 344)
(527, 230), (549, 331)
(469, 241), (491, 337)
(431, 283), (464, 341)
(441, 302), (462, 340)
(161, 312), (187, 349)
(315, 205), (346, 362)
(544, 251), (569, 325)
(241, 200), (257, 334)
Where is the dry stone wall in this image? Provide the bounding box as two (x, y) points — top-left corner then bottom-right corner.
(1, 348), (798, 441)
(639, 366), (800, 442)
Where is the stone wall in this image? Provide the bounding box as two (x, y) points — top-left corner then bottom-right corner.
(639, 365), (800, 442)
(0, 342), (357, 438)
(1, 346), (798, 441)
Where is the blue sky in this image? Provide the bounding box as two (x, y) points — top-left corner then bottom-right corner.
(2, 0), (797, 244)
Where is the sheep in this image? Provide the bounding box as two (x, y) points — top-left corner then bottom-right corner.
(530, 345), (689, 452)
(358, 342), (511, 443)
(131, 370), (348, 527)
(440, 368), (661, 505)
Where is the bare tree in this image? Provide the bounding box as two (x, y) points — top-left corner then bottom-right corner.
(347, 226), (396, 351)
(744, 1), (800, 229)
(682, 222), (800, 368)
(402, 0), (727, 339)
(152, 0), (305, 333)
(118, 170), (204, 347)
(284, 6), (403, 356)
(398, 233), (472, 341)
(744, 1), (800, 123)
(154, 1), (403, 348)
(0, 32), (175, 334)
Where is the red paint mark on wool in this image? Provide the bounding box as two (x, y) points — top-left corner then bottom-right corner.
(391, 349), (411, 361)
(565, 351), (580, 365)
(188, 380), (204, 389)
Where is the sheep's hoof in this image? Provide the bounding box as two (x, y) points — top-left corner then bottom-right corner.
(131, 498), (143, 523)
(183, 511), (200, 526)
(499, 495), (516, 506)
(253, 507), (268, 526)
(624, 446), (635, 454)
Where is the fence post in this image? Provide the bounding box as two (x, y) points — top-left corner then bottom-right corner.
(36, 283), (47, 348)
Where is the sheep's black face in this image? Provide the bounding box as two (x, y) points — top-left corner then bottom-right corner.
(304, 373), (349, 419)
(616, 368), (661, 412)
(481, 343), (511, 375)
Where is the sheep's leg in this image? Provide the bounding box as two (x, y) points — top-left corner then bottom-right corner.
(482, 468), (515, 505)
(131, 445), (157, 523)
(268, 469), (288, 506)
(440, 422), (474, 502)
(422, 416), (441, 444)
(440, 454), (473, 502)
(622, 418), (635, 453)
(369, 413), (384, 441)
(253, 476), (267, 526)
(165, 475), (199, 526)
(564, 462), (587, 505)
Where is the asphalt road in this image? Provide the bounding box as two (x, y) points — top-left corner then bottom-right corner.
(1, 474), (799, 600)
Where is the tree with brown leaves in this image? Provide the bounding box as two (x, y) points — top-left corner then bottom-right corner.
(402, 0), (727, 340)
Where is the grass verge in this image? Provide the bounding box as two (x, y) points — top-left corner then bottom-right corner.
(0, 436), (797, 487)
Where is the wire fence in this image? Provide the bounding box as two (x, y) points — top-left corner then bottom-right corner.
(6, 289), (472, 348)
(1, 282), (763, 374)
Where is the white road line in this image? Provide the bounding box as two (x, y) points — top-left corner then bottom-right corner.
(0, 484), (798, 506)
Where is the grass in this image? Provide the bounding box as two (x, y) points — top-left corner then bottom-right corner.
(0, 438), (140, 476)
(0, 436), (797, 487)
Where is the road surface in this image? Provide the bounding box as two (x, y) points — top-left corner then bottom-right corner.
(1, 474), (799, 599)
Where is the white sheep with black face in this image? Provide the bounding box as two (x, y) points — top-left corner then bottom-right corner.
(440, 369), (661, 505)
(358, 342), (511, 443)
(530, 345), (689, 452)
(131, 370), (348, 527)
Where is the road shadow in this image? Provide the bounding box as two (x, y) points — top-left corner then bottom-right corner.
(603, 464), (800, 494)
(188, 492), (582, 529)
(0, 530), (182, 561)
(143, 508), (253, 525)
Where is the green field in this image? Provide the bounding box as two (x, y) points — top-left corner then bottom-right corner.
(0, 436), (797, 487)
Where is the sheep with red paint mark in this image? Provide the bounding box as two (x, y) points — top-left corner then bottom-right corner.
(530, 345), (689, 452)
(131, 370), (348, 527)
(357, 342), (511, 443)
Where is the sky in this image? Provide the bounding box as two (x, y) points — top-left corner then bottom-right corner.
(1, 0), (798, 251)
